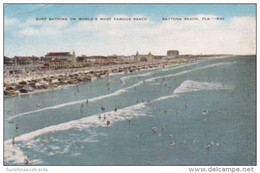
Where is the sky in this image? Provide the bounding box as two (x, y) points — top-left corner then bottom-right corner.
(4, 4), (256, 57)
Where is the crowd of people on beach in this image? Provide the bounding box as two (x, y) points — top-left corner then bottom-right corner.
(4, 59), (194, 97)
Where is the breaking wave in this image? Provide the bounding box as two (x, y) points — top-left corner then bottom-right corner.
(120, 72), (153, 84)
(174, 80), (232, 94)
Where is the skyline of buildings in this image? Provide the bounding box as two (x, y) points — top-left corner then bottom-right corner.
(4, 50), (182, 66)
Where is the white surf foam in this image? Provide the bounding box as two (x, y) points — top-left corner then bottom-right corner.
(159, 61), (200, 72)
(150, 83), (161, 85)
(4, 102), (147, 164)
(30, 159), (43, 165)
(8, 81), (144, 121)
(151, 94), (179, 102)
(5, 102), (146, 144)
(120, 72), (153, 84)
(145, 61), (236, 83)
(174, 80), (232, 94)
(145, 69), (193, 82)
(195, 61), (236, 71)
(4, 89), (184, 165)
(4, 141), (26, 164)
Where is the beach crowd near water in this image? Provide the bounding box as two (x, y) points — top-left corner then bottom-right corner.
(4, 58), (198, 97)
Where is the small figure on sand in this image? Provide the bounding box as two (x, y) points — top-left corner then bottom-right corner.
(103, 114), (106, 120)
(98, 114), (101, 120)
(86, 99), (88, 104)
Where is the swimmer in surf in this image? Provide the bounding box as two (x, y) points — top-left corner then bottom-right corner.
(12, 137), (15, 145)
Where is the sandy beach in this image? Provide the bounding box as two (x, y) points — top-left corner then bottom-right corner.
(4, 57), (211, 97)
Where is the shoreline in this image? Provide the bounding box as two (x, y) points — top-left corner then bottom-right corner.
(4, 57), (221, 98)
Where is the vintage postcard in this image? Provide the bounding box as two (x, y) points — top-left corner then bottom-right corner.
(3, 3), (256, 168)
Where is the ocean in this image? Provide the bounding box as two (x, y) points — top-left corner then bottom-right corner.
(4, 55), (256, 166)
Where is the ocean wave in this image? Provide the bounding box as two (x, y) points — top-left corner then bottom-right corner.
(4, 90), (184, 164)
(4, 88), (187, 164)
(151, 94), (179, 102)
(4, 143), (26, 164)
(174, 80), (232, 94)
(145, 61), (236, 83)
(120, 72), (153, 84)
(159, 61), (200, 72)
(4, 102), (147, 163)
(195, 61), (236, 71)
(8, 81), (144, 121)
(145, 69), (193, 82)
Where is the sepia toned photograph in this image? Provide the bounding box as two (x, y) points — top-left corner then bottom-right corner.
(3, 3), (256, 166)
